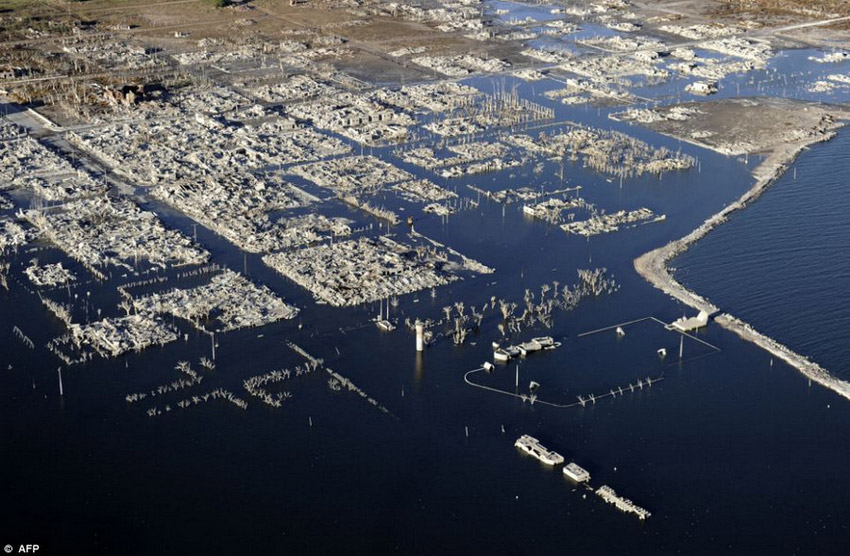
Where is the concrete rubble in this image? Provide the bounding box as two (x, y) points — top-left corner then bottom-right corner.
(505, 126), (695, 178)
(562, 208), (661, 237)
(396, 140), (520, 178)
(69, 117), (350, 187)
(0, 217), (32, 251)
(23, 196), (209, 276)
(424, 93), (554, 137)
(262, 234), (492, 307)
(289, 155), (413, 195)
(24, 261), (76, 286)
(411, 54), (510, 77)
(68, 314), (178, 359)
(247, 74), (335, 103)
(152, 173), (349, 253)
(133, 269), (298, 333)
(286, 91), (415, 146)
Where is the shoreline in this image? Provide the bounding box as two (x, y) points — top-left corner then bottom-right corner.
(634, 123), (850, 402)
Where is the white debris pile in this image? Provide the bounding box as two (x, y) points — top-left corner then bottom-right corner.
(247, 74), (335, 103)
(289, 155), (413, 195)
(671, 57), (763, 81)
(701, 37), (771, 63)
(0, 134), (107, 200)
(611, 105), (703, 124)
(541, 20), (578, 33)
(808, 51), (849, 64)
(69, 116), (350, 186)
(372, 82), (480, 113)
(152, 173), (306, 251)
(497, 30), (538, 41)
(172, 41), (283, 67)
(423, 203), (455, 216)
(27, 172), (108, 202)
(411, 54), (510, 77)
(155, 171), (352, 252)
(659, 23), (739, 40)
(522, 47), (572, 65)
(134, 270), (298, 332)
(809, 81), (835, 93)
(512, 68), (547, 81)
(24, 261), (76, 286)
(561, 208), (661, 237)
(0, 218), (33, 251)
(685, 81), (718, 95)
(396, 141), (516, 177)
(262, 235), (491, 307)
(577, 35), (665, 53)
(560, 55), (669, 80)
(68, 314), (178, 359)
(0, 120), (27, 141)
(604, 20), (641, 33)
(388, 46), (428, 58)
(522, 197), (593, 225)
(544, 77), (635, 105)
(0, 137), (77, 186)
(169, 86), (255, 115)
(504, 126), (695, 178)
(424, 93), (553, 137)
(62, 39), (165, 71)
(287, 91), (414, 146)
(23, 197), (208, 274)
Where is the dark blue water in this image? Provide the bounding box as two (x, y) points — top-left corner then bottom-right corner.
(676, 129), (850, 379)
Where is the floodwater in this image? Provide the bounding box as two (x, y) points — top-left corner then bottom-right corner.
(3, 22), (850, 556)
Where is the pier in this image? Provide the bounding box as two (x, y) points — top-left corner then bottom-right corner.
(634, 128), (850, 403)
(596, 485), (651, 520)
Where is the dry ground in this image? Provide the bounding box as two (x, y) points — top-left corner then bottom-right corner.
(635, 98), (850, 155)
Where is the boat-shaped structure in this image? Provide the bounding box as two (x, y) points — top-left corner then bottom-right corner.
(514, 434), (564, 466)
(563, 462), (591, 483)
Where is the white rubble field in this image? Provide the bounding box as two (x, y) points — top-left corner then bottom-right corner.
(133, 270), (298, 332)
(69, 118), (351, 187)
(262, 235), (492, 307)
(23, 197), (208, 272)
(25, 261), (76, 286)
(288, 155), (413, 195)
(0, 218), (33, 251)
(504, 126), (695, 178)
(69, 314), (178, 358)
(152, 173), (350, 253)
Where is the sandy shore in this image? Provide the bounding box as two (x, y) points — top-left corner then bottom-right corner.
(635, 124), (850, 402)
